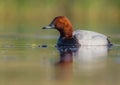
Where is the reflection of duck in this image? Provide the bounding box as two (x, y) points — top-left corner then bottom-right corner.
(54, 47), (75, 83)
(73, 46), (109, 75)
(56, 46), (108, 64)
(43, 16), (112, 46)
(55, 46), (109, 76)
(55, 47), (76, 67)
(74, 46), (108, 63)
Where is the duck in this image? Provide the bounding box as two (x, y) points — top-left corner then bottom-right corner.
(42, 16), (112, 47)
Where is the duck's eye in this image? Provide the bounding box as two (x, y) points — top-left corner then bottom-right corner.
(54, 24), (57, 27)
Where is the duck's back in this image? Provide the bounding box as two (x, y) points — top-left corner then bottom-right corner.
(73, 30), (109, 45)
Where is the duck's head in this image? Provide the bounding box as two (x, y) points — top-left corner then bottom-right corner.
(42, 16), (73, 39)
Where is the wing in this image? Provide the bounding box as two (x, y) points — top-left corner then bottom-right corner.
(73, 30), (108, 45)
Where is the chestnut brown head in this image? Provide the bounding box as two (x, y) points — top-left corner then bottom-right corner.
(43, 16), (73, 39)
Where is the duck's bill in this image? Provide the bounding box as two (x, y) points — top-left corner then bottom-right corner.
(42, 25), (55, 29)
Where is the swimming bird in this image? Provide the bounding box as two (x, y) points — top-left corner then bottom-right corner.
(42, 16), (111, 47)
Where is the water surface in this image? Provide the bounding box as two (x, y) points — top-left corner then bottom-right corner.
(0, 34), (120, 85)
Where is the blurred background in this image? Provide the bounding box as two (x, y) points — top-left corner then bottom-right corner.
(0, 0), (120, 36)
(0, 0), (120, 85)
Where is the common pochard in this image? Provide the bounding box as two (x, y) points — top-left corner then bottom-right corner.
(42, 16), (112, 47)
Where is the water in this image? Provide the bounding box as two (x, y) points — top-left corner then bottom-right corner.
(0, 34), (120, 85)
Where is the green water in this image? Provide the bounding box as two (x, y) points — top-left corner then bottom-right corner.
(0, 34), (119, 85)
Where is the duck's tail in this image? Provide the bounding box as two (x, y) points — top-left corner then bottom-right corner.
(107, 38), (112, 47)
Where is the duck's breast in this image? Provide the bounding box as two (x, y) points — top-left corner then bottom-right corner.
(73, 30), (108, 45)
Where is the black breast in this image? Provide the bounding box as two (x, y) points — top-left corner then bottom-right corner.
(57, 36), (80, 47)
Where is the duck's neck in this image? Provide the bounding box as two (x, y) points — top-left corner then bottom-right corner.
(58, 27), (73, 39)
